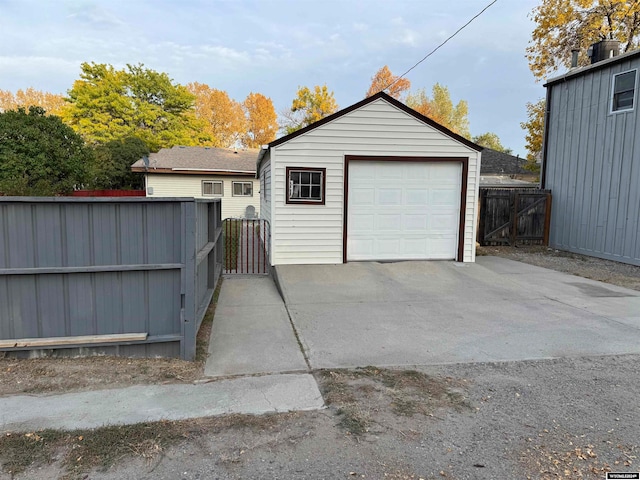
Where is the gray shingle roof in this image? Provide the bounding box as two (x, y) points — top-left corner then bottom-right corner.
(480, 148), (530, 175)
(131, 146), (259, 173)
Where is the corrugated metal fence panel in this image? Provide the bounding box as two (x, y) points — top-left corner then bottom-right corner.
(0, 197), (221, 360)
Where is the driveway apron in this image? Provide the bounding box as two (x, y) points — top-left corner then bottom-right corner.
(204, 275), (308, 377)
(274, 257), (640, 369)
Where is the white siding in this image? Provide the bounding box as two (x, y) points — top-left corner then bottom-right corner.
(259, 154), (271, 226)
(269, 98), (480, 265)
(145, 174), (260, 220)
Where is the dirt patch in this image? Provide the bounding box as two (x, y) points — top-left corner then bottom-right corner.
(0, 280), (221, 397)
(316, 367), (472, 437)
(477, 245), (640, 291)
(0, 413), (288, 479)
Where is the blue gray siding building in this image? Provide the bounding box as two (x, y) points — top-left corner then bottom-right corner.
(542, 48), (640, 265)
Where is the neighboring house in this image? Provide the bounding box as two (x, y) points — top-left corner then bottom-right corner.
(479, 148), (537, 188)
(542, 42), (640, 266)
(132, 146), (260, 219)
(257, 91), (482, 266)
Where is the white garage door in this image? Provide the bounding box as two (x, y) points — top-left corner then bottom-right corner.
(347, 161), (461, 261)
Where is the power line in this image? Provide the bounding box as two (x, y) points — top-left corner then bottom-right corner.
(385, 0), (498, 92)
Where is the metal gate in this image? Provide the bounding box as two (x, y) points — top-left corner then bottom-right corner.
(222, 218), (270, 274)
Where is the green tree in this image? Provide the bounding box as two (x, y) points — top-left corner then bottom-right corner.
(406, 84), (471, 139)
(282, 85), (338, 135)
(527, 0), (640, 80)
(472, 132), (513, 154)
(62, 62), (209, 151)
(0, 107), (91, 195)
(88, 137), (149, 190)
(520, 99), (545, 170)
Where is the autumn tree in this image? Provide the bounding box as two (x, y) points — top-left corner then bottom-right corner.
(406, 84), (471, 139)
(0, 88), (65, 115)
(242, 92), (277, 148)
(0, 107), (91, 195)
(282, 85), (338, 135)
(187, 82), (246, 148)
(61, 63), (209, 151)
(527, 0), (640, 80)
(520, 99), (546, 168)
(472, 132), (513, 154)
(365, 65), (411, 100)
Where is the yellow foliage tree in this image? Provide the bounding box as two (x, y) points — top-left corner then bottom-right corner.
(0, 88), (65, 115)
(406, 84), (471, 139)
(187, 82), (246, 148)
(283, 85), (338, 134)
(520, 99), (546, 168)
(365, 65), (411, 100)
(527, 0), (640, 80)
(242, 92), (278, 148)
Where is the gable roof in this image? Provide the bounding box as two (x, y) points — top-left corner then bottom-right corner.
(544, 48), (640, 87)
(257, 91), (482, 170)
(480, 148), (530, 175)
(132, 146), (259, 175)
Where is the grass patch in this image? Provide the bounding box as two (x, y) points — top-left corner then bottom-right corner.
(195, 276), (223, 364)
(0, 413), (289, 478)
(223, 220), (242, 270)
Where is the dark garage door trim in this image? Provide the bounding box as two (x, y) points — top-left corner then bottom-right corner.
(343, 155), (469, 263)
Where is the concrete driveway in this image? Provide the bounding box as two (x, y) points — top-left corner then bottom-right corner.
(274, 257), (640, 369)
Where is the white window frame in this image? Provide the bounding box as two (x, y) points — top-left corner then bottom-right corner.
(286, 167), (325, 205)
(232, 181), (253, 197)
(610, 69), (637, 114)
(202, 180), (223, 197)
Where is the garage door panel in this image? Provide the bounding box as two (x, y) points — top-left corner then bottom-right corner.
(347, 160), (461, 261)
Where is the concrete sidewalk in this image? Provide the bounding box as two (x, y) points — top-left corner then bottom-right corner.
(0, 373), (323, 432)
(204, 275), (308, 377)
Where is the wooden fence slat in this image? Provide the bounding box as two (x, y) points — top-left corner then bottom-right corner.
(479, 188), (552, 246)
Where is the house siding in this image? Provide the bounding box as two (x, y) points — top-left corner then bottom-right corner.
(545, 55), (640, 265)
(145, 174), (260, 220)
(269, 98), (480, 265)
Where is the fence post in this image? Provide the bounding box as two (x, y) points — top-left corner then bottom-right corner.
(543, 193), (552, 246)
(478, 189), (487, 245)
(510, 192), (518, 246)
(181, 200), (197, 360)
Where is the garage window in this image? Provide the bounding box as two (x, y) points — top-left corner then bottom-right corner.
(286, 167), (325, 205)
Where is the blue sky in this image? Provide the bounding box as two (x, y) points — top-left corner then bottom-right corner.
(0, 0), (545, 156)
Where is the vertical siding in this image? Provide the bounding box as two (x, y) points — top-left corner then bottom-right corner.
(546, 56), (640, 265)
(270, 98), (479, 265)
(146, 174), (260, 219)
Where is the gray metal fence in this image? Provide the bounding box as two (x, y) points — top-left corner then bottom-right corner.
(0, 197), (222, 360)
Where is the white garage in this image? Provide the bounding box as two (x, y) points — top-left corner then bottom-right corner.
(257, 92), (482, 266)
(347, 160), (462, 261)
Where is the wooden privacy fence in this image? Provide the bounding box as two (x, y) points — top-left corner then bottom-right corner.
(478, 188), (552, 246)
(0, 197), (222, 360)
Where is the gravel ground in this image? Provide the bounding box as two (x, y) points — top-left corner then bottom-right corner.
(7, 355), (639, 480)
(477, 245), (640, 291)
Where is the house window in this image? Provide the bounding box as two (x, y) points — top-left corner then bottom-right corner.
(232, 181), (253, 196)
(611, 70), (636, 112)
(202, 180), (223, 196)
(286, 167), (326, 205)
